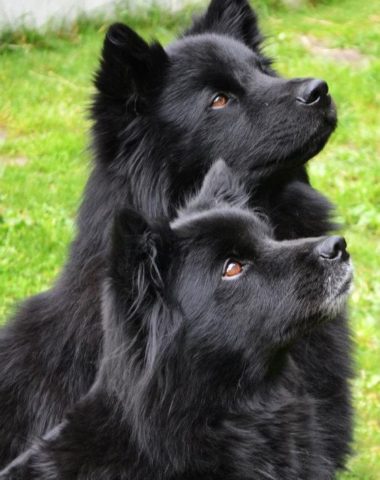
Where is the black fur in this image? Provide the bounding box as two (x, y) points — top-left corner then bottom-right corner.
(0, 0), (352, 471)
(0, 161), (353, 479)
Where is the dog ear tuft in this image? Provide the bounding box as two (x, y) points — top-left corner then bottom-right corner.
(185, 0), (263, 52)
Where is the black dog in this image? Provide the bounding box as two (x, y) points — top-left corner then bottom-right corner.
(0, 161), (353, 479)
(0, 0), (351, 470)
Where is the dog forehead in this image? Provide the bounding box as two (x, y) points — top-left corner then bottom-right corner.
(166, 33), (255, 72)
(171, 207), (268, 244)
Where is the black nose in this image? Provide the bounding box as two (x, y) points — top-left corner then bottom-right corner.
(315, 236), (349, 261)
(297, 79), (329, 105)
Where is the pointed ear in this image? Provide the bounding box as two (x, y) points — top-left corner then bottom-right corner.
(181, 159), (250, 214)
(185, 0), (263, 52)
(91, 24), (169, 164)
(94, 22), (168, 103)
(102, 211), (180, 390)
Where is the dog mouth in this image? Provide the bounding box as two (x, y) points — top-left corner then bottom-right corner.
(251, 107), (337, 175)
(274, 261), (352, 344)
(251, 131), (332, 175)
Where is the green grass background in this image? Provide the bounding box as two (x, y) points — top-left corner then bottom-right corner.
(0, 0), (379, 477)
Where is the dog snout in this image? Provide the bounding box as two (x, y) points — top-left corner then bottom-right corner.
(315, 236), (349, 262)
(296, 78), (330, 106)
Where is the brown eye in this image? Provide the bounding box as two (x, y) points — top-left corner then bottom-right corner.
(211, 93), (229, 109)
(223, 260), (243, 278)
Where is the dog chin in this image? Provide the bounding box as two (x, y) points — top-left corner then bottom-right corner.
(299, 109), (338, 162)
(303, 125), (336, 162)
(319, 264), (353, 319)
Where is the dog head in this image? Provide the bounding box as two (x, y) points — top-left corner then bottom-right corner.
(93, 0), (337, 192)
(104, 160), (351, 390)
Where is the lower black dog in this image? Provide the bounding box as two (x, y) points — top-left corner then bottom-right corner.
(0, 161), (353, 480)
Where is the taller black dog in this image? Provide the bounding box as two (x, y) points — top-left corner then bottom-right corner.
(0, 0), (352, 471)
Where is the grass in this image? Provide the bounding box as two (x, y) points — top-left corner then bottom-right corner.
(0, 0), (379, 477)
